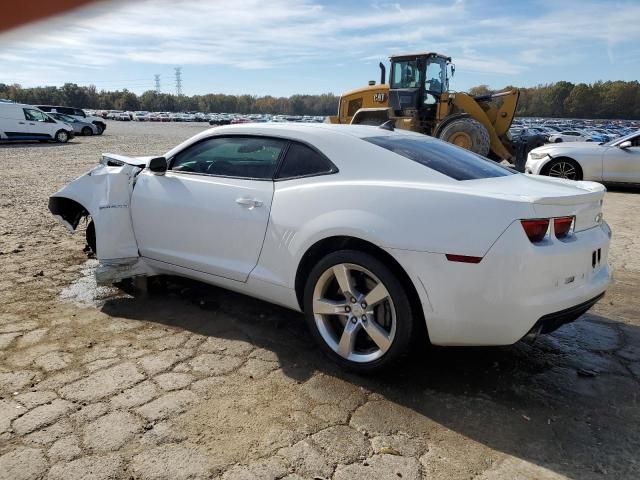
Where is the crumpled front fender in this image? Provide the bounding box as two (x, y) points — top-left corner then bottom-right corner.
(49, 163), (142, 261)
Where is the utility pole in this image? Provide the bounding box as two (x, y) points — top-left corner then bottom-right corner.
(174, 67), (182, 96)
(154, 74), (161, 93)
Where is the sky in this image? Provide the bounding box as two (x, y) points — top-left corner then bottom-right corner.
(0, 0), (638, 97)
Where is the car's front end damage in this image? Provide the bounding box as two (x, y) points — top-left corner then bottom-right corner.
(48, 153), (156, 284)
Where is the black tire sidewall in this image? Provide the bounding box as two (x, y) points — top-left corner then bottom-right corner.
(86, 220), (96, 254)
(55, 130), (69, 143)
(438, 118), (490, 156)
(303, 249), (415, 373)
(82, 127), (93, 136)
(542, 158), (583, 181)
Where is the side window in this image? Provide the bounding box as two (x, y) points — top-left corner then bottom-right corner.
(59, 107), (75, 116)
(23, 109), (49, 122)
(74, 109), (86, 117)
(170, 136), (287, 180)
(276, 142), (335, 179)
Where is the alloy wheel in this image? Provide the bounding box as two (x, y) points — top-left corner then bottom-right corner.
(312, 263), (396, 363)
(548, 161), (577, 180)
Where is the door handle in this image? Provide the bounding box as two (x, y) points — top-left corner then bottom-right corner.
(18, 122), (25, 124)
(235, 197), (263, 209)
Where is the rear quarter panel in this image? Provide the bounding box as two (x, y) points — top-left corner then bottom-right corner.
(252, 176), (534, 288)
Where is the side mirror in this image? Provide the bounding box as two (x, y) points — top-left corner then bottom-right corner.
(619, 141), (632, 149)
(148, 157), (167, 175)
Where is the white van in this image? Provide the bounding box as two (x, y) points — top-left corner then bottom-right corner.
(0, 102), (74, 143)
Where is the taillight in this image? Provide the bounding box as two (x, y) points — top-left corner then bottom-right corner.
(554, 216), (574, 238)
(521, 219), (549, 243)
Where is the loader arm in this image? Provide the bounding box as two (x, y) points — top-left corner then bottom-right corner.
(451, 92), (515, 160)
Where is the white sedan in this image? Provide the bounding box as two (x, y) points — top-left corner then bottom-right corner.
(548, 130), (592, 143)
(49, 124), (611, 371)
(526, 130), (640, 183)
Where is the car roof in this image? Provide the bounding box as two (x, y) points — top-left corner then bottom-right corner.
(200, 122), (424, 141)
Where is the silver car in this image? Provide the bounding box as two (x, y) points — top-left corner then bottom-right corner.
(48, 113), (99, 136)
(526, 130), (640, 184)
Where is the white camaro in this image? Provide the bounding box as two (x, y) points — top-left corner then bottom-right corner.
(526, 130), (640, 183)
(49, 124), (612, 371)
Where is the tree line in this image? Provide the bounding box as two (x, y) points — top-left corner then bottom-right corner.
(2, 80), (640, 119)
(469, 80), (640, 120)
(0, 83), (338, 116)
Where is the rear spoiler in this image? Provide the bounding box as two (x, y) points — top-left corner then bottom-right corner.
(100, 153), (146, 168)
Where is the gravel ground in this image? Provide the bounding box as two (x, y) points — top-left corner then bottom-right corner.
(1, 121), (639, 479)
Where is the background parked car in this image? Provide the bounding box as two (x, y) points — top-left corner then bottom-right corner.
(526, 130), (640, 183)
(36, 105), (106, 135)
(47, 112), (99, 136)
(548, 130), (591, 143)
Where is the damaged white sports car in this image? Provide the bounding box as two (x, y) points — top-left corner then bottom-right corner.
(50, 123), (612, 371)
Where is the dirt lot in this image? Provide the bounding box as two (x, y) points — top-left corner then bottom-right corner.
(1, 121), (639, 480)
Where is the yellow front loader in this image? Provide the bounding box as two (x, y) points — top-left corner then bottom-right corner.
(327, 52), (519, 161)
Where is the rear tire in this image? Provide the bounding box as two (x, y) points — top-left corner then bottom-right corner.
(303, 250), (415, 373)
(554, 138), (563, 143)
(438, 118), (490, 156)
(82, 127), (93, 136)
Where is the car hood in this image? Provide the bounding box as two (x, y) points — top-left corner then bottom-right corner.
(532, 142), (604, 154)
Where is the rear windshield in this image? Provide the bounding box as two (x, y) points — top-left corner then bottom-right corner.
(364, 135), (515, 181)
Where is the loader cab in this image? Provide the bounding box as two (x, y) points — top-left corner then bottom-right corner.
(388, 53), (451, 118)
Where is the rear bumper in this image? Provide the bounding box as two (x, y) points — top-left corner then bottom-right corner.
(388, 221), (612, 346)
(528, 292), (604, 335)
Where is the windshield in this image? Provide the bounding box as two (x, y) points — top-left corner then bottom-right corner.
(605, 129), (640, 146)
(57, 114), (76, 122)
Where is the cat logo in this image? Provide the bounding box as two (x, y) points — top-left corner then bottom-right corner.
(373, 92), (386, 103)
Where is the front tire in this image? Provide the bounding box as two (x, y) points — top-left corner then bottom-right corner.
(95, 123), (105, 135)
(55, 130), (69, 143)
(541, 158), (583, 180)
(437, 118), (490, 157)
(303, 250), (415, 373)
(86, 220), (96, 254)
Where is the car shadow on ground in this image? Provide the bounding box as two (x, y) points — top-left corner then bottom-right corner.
(0, 141), (81, 148)
(101, 276), (640, 479)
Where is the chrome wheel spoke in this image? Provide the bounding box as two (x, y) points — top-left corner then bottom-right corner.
(364, 282), (390, 307)
(362, 317), (392, 353)
(333, 264), (355, 298)
(313, 298), (349, 315)
(312, 262), (397, 363)
(337, 320), (360, 358)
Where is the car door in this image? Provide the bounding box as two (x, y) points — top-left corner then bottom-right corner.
(130, 135), (288, 282)
(22, 108), (56, 139)
(602, 134), (640, 183)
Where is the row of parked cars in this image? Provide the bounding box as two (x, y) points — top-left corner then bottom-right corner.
(0, 100), (107, 143)
(87, 109), (326, 125)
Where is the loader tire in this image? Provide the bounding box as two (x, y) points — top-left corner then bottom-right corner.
(438, 118), (490, 157)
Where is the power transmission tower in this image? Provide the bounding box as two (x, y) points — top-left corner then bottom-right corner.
(154, 74), (161, 93)
(174, 67), (182, 96)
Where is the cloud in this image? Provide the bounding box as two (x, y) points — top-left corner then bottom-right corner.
(0, 0), (637, 90)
